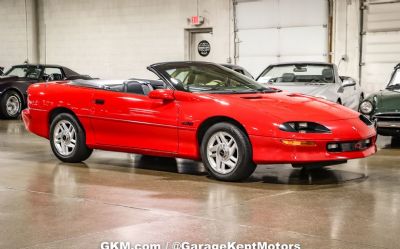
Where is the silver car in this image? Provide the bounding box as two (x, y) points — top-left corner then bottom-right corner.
(256, 62), (364, 110)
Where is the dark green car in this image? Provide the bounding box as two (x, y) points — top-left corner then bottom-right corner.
(360, 63), (400, 139)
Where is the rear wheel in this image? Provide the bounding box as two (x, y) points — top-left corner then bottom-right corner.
(50, 113), (93, 163)
(200, 122), (256, 181)
(0, 90), (22, 119)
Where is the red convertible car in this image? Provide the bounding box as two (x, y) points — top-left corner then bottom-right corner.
(22, 62), (377, 181)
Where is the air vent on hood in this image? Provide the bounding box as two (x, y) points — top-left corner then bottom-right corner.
(240, 96), (263, 99)
(287, 93), (303, 97)
(359, 115), (373, 126)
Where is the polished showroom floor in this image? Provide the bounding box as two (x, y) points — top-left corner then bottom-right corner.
(0, 120), (399, 249)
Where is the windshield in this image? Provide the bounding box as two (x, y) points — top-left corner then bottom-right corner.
(257, 64), (335, 84)
(155, 63), (275, 93)
(387, 68), (400, 89)
(5, 66), (42, 80)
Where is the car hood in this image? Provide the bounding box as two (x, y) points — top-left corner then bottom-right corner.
(215, 91), (358, 122)
(268, 83), (338, 101)
(0, 75), (18, 83)
(377, 89), (400, 113)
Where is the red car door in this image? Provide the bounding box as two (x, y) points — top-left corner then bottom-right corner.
(91, 87), (179, 153)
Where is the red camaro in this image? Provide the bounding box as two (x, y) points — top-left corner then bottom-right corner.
(22, 62), (377, 181)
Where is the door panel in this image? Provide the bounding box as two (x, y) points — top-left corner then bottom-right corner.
(91, 90), (178, 153)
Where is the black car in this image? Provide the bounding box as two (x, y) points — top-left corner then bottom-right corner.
(0, 66), (4, 75)
(221, 63), (254, 79)
(0, 64), (90, 119)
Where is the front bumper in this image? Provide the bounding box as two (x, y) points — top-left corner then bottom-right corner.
(250, 135), (377, 164)
(374, 113), (400, 136)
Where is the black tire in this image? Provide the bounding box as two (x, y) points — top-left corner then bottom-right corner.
(0, 90), (22, 119)
(200, 122), (256, 181)
(49, 113), (93, 163)
(358, 95), (364, 112)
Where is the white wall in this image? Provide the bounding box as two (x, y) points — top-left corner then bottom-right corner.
(0, 0), (379, 90)
(0, 0), (38, 70)
(37, 0), (233, 79)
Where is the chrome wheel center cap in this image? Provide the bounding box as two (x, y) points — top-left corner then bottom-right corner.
(218, 144), (230, 161)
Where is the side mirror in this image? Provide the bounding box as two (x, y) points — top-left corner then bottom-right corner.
(341, 76), (356, 87)
(148, 89), (175, 101)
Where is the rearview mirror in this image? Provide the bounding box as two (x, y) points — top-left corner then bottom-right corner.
(148, 89), (175, 101)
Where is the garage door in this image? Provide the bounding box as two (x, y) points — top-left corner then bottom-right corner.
(235, 0), (330, 77)
(361, 0), (400, 94)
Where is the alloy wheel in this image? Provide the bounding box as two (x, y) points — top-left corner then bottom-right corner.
(53, 120), (77, 156)
(206, 131), (239, 174)
(6, 95), (21, 116)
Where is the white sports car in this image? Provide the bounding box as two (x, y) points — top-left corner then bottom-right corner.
(256, 62), (364, 110)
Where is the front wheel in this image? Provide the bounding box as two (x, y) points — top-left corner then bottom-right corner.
(50, 113), (93, 163)
(200, 122), (256, 181)
(0, 90), (22, 119)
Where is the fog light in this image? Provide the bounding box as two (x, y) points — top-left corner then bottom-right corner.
(327, 143), (339, 150)
(281, 140), (317, 147)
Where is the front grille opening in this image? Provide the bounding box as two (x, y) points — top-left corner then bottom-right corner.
(360, 115), (373, 126)
(327, 138), (373, 152)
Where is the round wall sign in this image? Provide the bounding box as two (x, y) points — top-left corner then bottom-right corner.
(198, 40), (211, 57)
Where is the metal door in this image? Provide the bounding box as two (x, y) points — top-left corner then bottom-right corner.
(189, 30), (214, 62)
(360, 0), (400, 95)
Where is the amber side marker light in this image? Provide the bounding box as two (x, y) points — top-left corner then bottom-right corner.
(281, 140), (317, 147)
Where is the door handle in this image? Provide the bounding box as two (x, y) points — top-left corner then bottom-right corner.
(94, 99), (105, 105)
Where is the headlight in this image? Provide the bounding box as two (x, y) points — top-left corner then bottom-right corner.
(359, 101), (373, 115)
(279, 122), (331, 133)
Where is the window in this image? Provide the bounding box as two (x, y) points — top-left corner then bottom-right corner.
(44, 68), (64, 81)
(157, 63), (273, 93)
(258, 64), (335, 84)
(391, 69), (400, 85)
(5, 66), (42, 80)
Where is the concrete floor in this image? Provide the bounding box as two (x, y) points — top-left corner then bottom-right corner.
(0, 120), (399, 249)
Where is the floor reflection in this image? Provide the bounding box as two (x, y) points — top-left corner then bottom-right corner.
(132, 155), (207, 176)
(127, 155), (367, 185)
(0, 119), (27, 135)
(258, 167), (367, 185)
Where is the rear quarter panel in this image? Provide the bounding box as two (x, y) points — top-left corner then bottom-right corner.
(27, 82), (96, 145)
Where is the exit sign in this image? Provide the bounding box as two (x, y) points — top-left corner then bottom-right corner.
(191, 16), (204, 26)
